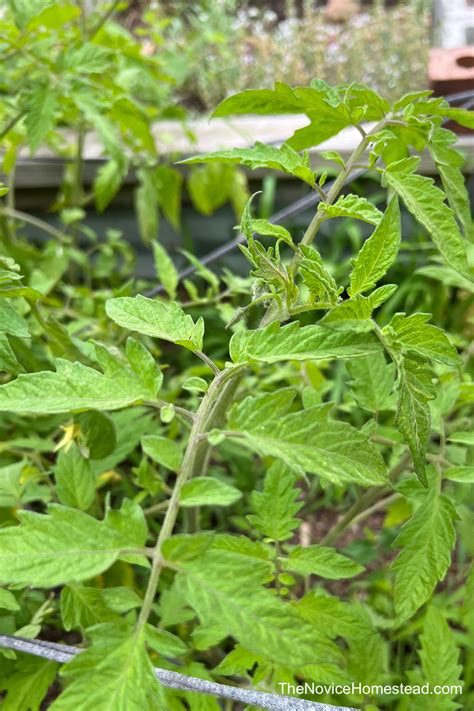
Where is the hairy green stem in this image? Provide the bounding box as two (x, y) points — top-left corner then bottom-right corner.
(297, 119), (386, 255)
(185, 371), (244, 532)
(136, 366), (243, 629)
(0, 207), (67, 243)
(0, 110), (25, 141)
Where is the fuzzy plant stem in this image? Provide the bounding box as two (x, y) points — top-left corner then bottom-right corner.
(297, 118), (386, 254)
(136, 366), (243, 629)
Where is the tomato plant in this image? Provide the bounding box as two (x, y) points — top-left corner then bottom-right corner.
(0, 78), (473, 710)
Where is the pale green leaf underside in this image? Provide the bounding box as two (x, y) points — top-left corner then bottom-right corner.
(321, 194), (383, 225)
(106, 295), (204, 352)
(180, 141), (316, 187)
(230, 320), (382, 364)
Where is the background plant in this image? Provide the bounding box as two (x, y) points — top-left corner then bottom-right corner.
(156, 0), (432, 112)
(0, 79), (473, 711)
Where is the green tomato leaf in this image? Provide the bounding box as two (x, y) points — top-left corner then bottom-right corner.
(283, 545), (364, 579)
(385, 312), (461, 367)
(180, 141), (316, 187)
(152, 241), (178, 299)
(211, 83), (302, 118)
(349, 196), (401, 296)
(51, 624), (161, 710)
(0, 588), (20, 611)
(0, 657), (58, 711)
(429, 127), (473, 239)
(248, 462), (302, 542)
(75, 410), (117, 460)
(55, 443), (96, 511)
(106, 296), (204, 352)
(384, 157), (472, 281)
(145, 624), (187, 658)
(231, 403), (387, 486)
(391, 471), (458, 621)
(416, 606), (462, 710)
(448, 431), (474, 445)
(141, 435), (182, 471)
(0, 354), (157, 414)
(0, 301), (29, 338)
(320, 194), (383, 225)
(299, 244), (341, 306)
(249, 219), (294, 246)
(94, 159), (128, 213)
(25, 84), (57, 153)
(395, 354), (435, 486)
(60, 584), (118, 631)
(180, 477), (242, 507)
(296, 591), (373, 640)
(125, 337), (163, 398)
(347, 352), (395, 412)
(27, 2), (79, 30)
(230, 320), (382, 364)
(0, 500), (147, 587)
(171, 545), (342, 671)
(444, 466), (474, 483)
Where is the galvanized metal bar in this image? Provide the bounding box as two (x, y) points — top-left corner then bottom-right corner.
(0, 635), (355, 711)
